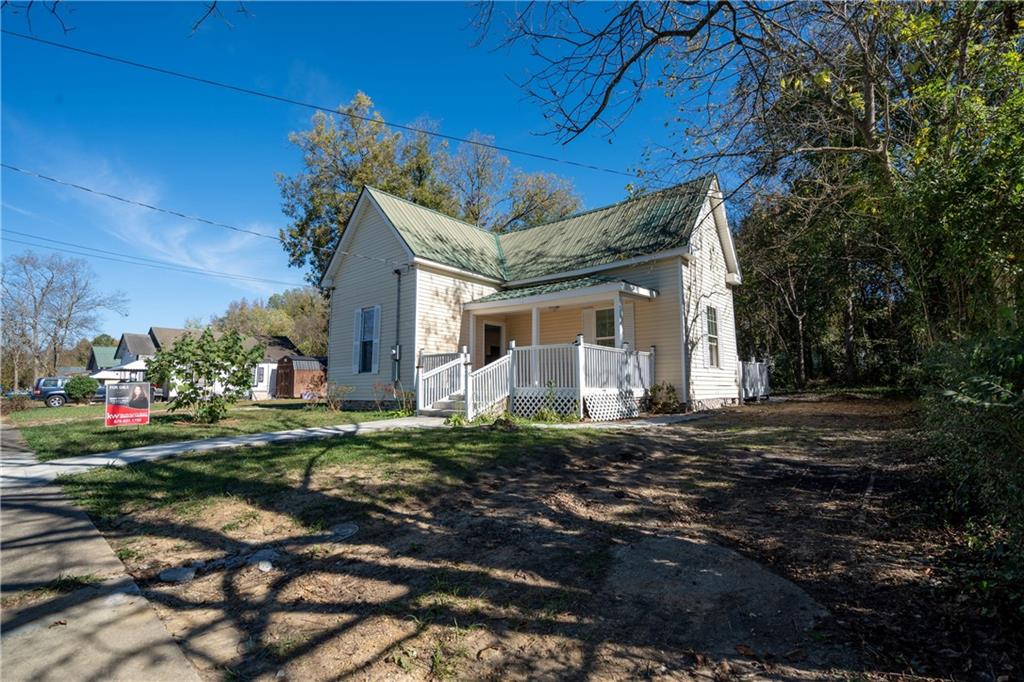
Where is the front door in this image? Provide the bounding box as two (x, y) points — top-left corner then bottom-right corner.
(483, 324), (503, 365)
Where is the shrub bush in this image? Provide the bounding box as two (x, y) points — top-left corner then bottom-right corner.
(65, 376), (99, 404)
(647, 381), (681, 413)
(0, 394), (33, 415)
(922, 330), (1024, 612)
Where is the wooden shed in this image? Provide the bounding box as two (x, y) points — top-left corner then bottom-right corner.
(275, 355), (327, 398)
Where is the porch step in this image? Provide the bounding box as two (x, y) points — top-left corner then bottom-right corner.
(431, 399), (465, 411)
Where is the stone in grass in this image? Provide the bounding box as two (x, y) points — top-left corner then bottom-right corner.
(257, 560), (273, 573)
(159, 566), (196, 583)
(330, 522), (359, 541)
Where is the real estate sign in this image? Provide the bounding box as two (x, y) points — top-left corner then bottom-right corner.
(105, 382), (151, 427)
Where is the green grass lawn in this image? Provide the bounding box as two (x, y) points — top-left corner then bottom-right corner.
(18, 401), (403, 461)
(59, 427), (592, 520)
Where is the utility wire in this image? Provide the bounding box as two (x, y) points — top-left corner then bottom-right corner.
(2, 29), (641, 181)
(1, 162), (401, 266)
(2, 231), (308, 287)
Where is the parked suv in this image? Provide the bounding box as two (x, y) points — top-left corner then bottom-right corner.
(31, 377), (71, 407)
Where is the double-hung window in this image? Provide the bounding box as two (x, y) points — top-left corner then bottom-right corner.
(595, 308), (616, 347)
(354, 305), (380, 374)
(706, 306), (720, 368)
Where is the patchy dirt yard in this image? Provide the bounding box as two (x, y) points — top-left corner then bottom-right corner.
(64, 395), (1019, 680)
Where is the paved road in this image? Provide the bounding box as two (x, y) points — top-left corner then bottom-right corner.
(0, 425), (202, 682)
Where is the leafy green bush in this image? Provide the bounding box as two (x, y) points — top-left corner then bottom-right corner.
(64, 376), (99, 404)
(923, 330), (1024, 612)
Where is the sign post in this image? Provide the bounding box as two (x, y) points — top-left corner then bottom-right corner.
(105, 382), (151, 427)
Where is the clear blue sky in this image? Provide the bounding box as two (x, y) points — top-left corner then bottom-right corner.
(2, 2), (678, 339)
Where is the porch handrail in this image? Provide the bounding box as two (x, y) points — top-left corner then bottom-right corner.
(466, 354), (511, 420)
(419, 352), (463, 373)
(417, 355), (464, 411)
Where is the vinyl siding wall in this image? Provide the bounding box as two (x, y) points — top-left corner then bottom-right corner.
(682, 198), (740, 405)
(325, 209), (416, 401)
(414, 266), (499, 361)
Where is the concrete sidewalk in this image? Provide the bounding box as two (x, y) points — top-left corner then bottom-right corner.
(0, 425), (201, 682)
(1, 415), (447, 488)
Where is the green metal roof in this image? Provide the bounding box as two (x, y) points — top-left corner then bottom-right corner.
(366, 187), (505, 280)
(89, 345), (118, 369)
(470, 276), (629, 304)
(365, 175), (713, 283)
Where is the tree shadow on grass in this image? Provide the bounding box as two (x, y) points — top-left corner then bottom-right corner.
(13, 397), (990, 680)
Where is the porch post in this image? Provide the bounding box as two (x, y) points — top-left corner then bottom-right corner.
(462, 348), (473, 420)
(468, 313), (477, 368)
(575, 334), (585, 419)
(613, 293), (623, 348)
(415, 349), (423, 412)
(531, 307), (540, 385)
(507, 340), (516, 412)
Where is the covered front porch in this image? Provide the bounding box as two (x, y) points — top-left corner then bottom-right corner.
(415, 277), (659, 421)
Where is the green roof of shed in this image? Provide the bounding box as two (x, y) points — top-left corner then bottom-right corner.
(363, 175), (714, 283)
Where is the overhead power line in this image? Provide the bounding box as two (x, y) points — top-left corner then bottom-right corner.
(2, 230), (308, 287)
(1, 162), (400, 266)
(2, 29), (640, 181)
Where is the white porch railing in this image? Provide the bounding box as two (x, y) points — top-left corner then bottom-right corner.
(466, 354), (511, 418)
(419, 352), (463, 373)
(424, 336), (657, 421)
(583, 343), (653, 393)
(416, 353), (465, 412)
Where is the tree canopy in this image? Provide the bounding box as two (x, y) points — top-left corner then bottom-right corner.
(277, 92), (582, 285)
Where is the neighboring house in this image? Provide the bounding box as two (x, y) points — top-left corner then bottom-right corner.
(250, 335), (301, 400)
(57, 366), (87, 377)
(320, 175), (743, 418)
(86, 345), (118, 372)
(113, 332), (158, 364)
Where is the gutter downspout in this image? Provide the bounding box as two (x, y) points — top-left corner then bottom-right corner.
(393, 268), (402, 387)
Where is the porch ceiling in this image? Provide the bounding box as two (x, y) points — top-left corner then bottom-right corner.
(464, 276), (657, 313)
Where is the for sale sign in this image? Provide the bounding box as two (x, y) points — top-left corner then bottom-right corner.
(105, 382), (151, 427)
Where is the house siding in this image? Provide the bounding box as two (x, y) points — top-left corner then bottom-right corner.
(414, 266), (499, 361)
(325, 208), (416, 401)
(682, 198), (740, 407)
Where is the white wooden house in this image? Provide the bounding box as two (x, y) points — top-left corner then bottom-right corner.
(320, 175), (743, 419)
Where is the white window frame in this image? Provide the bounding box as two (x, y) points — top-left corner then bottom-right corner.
(706, 306), (720, 368)
(353, 305), (381, 374)
(594, 307), (616, 347)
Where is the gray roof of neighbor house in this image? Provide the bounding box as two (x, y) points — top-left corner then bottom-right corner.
(256, 335), (301, 363)
(88, 346), (118, 370)
(148, 327), (200, 350)
(117, 333), (157, 357)
(360, 175), (714, 283)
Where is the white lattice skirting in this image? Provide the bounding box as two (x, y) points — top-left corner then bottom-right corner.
(584, 393), (641, 421)
(510, 391), (578, 418)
